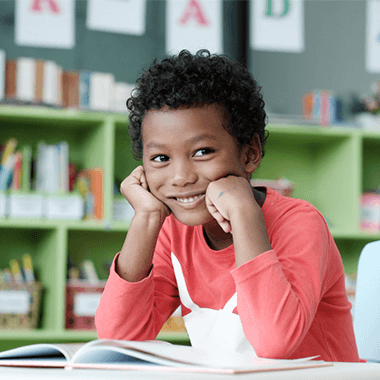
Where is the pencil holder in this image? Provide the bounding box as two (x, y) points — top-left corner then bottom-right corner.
(0, 282), (44, 329)
(65, 281), (106, 330)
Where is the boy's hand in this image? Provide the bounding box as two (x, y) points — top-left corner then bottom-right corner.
(120, 166), (171, 220)
(205, 176), (259, 234)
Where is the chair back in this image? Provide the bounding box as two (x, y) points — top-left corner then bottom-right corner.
(354, 241), (380, 361)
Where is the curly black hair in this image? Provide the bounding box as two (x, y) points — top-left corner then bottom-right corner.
(127, 49), (268, 160)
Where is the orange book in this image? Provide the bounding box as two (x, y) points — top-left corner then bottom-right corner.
(62, 70), (79, 108)
(35, 60), (44, 103)
(302, 91), (313, 120)
(83, 167), (104, 220)
(5, 59), (16, 99)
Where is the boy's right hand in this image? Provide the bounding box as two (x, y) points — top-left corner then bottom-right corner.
(120, 165), (171, 220)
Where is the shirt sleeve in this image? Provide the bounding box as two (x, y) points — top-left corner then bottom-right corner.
(95, 221), (180, 340)
(231, 204), (337, 358)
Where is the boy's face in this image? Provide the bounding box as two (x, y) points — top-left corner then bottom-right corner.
(141, 104), (260, 227)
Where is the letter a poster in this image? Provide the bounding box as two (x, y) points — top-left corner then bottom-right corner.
(166, 0), (222, 54)
(15, 0), (75, 48)
(250, 0), (304, 53)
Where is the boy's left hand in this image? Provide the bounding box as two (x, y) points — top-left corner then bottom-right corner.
(205, 176), (259, 234)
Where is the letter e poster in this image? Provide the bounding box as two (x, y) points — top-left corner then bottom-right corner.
(166, 0), (222, 55)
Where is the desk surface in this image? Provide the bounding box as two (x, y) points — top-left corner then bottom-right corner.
(0, 362), (379, 380)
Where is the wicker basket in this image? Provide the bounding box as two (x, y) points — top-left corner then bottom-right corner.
(0, 282), (44, 329)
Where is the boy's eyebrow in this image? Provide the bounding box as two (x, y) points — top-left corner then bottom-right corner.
(145, 133), (219, 149)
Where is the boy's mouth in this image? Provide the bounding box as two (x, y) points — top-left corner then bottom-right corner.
(175, 193), (205, 204)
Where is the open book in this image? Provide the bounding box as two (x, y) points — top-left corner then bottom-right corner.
(0, 339), (332, 374)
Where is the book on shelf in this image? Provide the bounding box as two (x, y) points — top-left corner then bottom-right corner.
(0, 339), (331, 374)
(5, 59), (16, 99)
(77, 167), (104, 220)
(62, 70), (79, 109)
(16, 57), (36, 103)
(0, 50), (5, 101)
(89, 72), (115, 111)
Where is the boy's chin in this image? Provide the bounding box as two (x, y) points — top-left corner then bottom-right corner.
(171, 211), (213, 227)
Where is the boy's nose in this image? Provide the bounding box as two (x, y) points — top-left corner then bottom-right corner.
(170, 160), (197, 187)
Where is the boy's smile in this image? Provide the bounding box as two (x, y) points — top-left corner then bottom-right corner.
(141, 104), (258, 228)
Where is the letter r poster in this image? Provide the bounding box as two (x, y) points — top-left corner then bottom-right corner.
(250, 0), (304, 53)
(15, 0), (75, 48)
(166, 0), (222, 55)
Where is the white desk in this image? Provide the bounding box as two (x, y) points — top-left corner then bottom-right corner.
(0, 363), (379, 380)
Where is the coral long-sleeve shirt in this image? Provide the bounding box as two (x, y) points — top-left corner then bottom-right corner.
(96, 188), (359, 362)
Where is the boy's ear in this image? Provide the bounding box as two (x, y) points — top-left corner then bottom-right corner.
(243, 134), (262, 174)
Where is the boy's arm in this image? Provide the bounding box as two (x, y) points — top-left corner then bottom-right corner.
(96, 220), (180, 341)
(115, 166), (170, 282)
(116, 211), (164, 282)
(206, 175), (272, 266)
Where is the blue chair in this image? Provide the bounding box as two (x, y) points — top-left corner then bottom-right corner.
(353, 241), (380, 362)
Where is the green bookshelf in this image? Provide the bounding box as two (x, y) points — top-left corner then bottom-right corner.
(0, 106), (379, 350)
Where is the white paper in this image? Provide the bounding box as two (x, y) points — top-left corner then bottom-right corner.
(87, 0), (146, 35)
(250, 0), (304, 53)
(15, 0), (75, 49)
(166, 0), (222, 55)
(0, 290), (31, 314)
(9, 193), (45, 219)
(366, 1), (380, 73)
(0, 193), (6, 218)
(45, 195), (84, 220)
(74, 293), (102, 316)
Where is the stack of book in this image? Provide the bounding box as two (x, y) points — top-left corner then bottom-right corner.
(0, 138), (104, 221)
(0, 49), (134, 113)
(302, 90), (343, 126)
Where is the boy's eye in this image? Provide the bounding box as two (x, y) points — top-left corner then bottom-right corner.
(194, 148), (214, 157)
(152, 155), (169, 162)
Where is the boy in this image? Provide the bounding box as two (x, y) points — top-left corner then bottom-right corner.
(96, 50), (359, 361)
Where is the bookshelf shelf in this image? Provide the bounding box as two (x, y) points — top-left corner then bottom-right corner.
(0, 105), (379, 349)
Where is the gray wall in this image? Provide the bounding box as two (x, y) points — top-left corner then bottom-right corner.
(0, 0), (243, 84)
(0, 0), (377, 118)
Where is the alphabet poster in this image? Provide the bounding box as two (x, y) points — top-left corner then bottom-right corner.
(250, 0), (304, 53)
(87, 0), (146, 36)
(15, 0), (75, 48)
(366, 0), (380, 73)
(166, 0), (222, 54)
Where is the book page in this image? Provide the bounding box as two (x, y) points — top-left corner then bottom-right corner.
(0, 343), (84, 362)
(71, 339), (320, 369)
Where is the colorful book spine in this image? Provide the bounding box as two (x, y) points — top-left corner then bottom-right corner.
(11, 150), (22, 191)
(79, 71), (91, 109)
(5, 59), (16, 99)
(81, 167), (104, 220)
(35, 59), (44, 103)
(21, 145), (32, 192)
(57, 141), (69, 192)
(16, 57), (36, 103)
(0, 50), (5, 101)
(62, 70), (79, 109)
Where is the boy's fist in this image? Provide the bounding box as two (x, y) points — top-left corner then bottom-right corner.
(205, 176), (258, 233)
(120, 166), (171, 219)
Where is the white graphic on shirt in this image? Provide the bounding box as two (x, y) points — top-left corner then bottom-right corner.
(171, 252), (257, 355)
